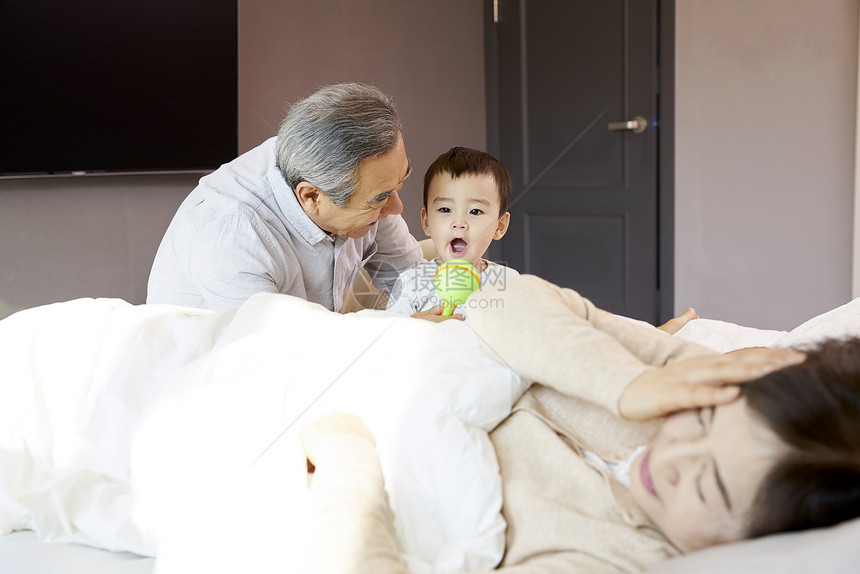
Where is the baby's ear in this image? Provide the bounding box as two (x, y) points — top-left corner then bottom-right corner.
(420, 206), (430, 235)
(494, 211), (511, 240)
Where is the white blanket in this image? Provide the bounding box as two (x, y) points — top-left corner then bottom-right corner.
(0, 294), (527, 573)
(3, 292), (858, 573)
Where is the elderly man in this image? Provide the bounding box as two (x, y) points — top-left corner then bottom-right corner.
(147, 83), (423, 312)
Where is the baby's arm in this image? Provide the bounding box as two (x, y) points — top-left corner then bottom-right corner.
(386, 268), (464, 322)
(385, 269), (420, 315)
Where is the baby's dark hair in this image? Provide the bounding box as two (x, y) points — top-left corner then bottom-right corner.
(423, 147), (512, 215)
(743, 336), (860, 538)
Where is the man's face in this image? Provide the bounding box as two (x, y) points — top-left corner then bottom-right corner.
(628, 398), (786, 553)
(312, 135), (411, 239)
(420, 172), (510, 268)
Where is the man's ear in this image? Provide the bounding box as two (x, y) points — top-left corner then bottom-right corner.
(494, 211), (511, 240)
(294, 181), (322, 215)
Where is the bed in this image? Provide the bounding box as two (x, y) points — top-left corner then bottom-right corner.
(1, 292), (858, 573)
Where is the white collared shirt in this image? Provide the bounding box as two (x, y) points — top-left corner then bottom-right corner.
(147, 137), (422, 311)
(385, 259), (518, 317)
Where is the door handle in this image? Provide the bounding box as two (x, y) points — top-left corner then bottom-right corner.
(608, 115), (648, 134)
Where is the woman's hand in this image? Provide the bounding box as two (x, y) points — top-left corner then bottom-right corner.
(411, 304), (465, 323)
(618, 347), (806, 421)
(300, 412), (376, 472)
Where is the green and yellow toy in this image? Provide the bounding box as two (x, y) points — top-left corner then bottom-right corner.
(433, 259), (481, 316)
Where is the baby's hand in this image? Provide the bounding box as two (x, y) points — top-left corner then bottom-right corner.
(412, 304), (465, 323)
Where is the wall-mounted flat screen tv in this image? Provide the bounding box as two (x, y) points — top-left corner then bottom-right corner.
(1, 0), (237, 177)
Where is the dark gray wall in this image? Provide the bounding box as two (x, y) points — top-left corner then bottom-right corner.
(0, 176), (195, 318)
(1, 0), (856, 330)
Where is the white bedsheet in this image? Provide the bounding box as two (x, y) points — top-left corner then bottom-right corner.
(0, 294), (527, 573)
(0, 530), (154, 574)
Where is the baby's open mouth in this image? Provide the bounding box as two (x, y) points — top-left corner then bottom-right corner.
(450, 238), (468, 256)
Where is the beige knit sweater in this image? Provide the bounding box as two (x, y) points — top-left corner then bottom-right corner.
(306, 275), (716, 573)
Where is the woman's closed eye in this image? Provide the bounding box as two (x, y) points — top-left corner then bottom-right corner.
(694, 408), (711, 505)
(695, 406), (715, 432)
(695, 406), (732, 512)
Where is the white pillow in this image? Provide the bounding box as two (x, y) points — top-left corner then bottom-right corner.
(673, 318), (786, 352)
(646, 517), (860, 574)
(773, 297), (860, 348)
(673, 298), (860, 353)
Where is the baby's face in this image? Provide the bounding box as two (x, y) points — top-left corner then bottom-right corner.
(421, 172), (509, 267)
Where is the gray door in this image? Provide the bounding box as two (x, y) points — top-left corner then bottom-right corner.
(486, 0), (666, 322)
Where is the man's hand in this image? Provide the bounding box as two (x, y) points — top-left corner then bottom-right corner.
(300, 412), (376, 472)
(618, 347), (806, 421)
(411, 304), (465, 323)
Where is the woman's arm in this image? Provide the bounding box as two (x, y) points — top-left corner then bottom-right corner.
(467, 275), (802, 419)
(619, 346), (805, 420)
(465, 275), (709, 416)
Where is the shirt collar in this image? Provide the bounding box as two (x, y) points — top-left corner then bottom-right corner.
(267, 160), (332, 246)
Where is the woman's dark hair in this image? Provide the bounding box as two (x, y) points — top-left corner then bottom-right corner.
(744, 336), (860, 538)
(422, 147), (512, 215)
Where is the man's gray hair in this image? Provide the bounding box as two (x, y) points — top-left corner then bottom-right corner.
(276, 83), (403, 207)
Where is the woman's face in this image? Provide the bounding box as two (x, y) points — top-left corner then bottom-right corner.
(629, 398), (785, 552)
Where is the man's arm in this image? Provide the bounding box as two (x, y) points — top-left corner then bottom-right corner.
(362, 215), (422, 295)
(189, 215), (287, 311)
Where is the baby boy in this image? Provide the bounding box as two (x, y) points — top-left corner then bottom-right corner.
(386, 147), (518, 316)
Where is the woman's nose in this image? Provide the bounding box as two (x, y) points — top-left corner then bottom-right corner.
(664, 464), (681, 486)
(656, 441), (704, 486)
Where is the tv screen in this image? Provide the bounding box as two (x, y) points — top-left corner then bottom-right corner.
(1, 0), (237, 177)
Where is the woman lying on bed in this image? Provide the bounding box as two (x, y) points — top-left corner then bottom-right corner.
(301, 274), (860, 573)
